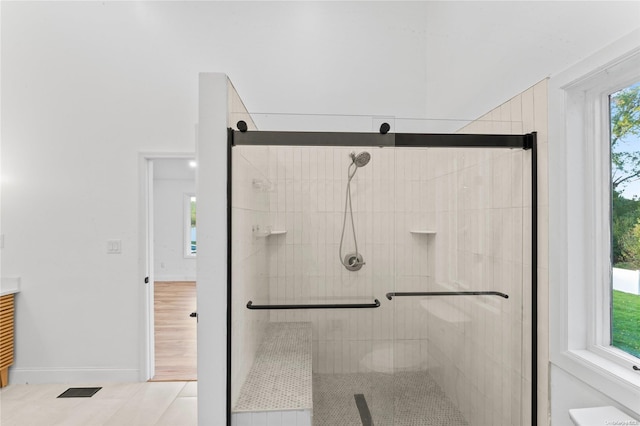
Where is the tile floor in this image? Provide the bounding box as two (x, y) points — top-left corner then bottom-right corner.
(0, 381), (197, 426)
(0, 372), (467, 425)
(313, 371), (468, 426)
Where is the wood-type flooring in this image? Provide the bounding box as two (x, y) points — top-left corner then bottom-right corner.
(151, 281), (197, 382)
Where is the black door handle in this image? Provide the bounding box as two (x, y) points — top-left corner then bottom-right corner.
(189, 312), (197, 318)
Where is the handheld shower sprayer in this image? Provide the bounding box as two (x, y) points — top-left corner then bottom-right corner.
(339, 151), (370, 271)
(351, 151), (371, 168)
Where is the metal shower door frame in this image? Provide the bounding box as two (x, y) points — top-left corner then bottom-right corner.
(226, 128), (538, 426)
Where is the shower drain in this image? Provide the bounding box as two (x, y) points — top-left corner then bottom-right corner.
(354, 394), (373, 425)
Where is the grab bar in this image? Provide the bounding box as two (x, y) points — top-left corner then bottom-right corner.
(246, 299), (381, 310)
(386, 291), (508, 300)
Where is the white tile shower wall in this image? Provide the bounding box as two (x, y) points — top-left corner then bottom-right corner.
(414, 145), (528, 426)
(419, 78), (547, 426)
(260, 82), (547, 424)
(267, 146), (396, 374)
(265, 141), (531, 385)
(230, 145), (271, 407)
(228, 78), (258, 132)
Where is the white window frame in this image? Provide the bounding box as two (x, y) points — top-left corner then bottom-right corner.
(184, 193), (196, 258)
(549, 30), (640, 415)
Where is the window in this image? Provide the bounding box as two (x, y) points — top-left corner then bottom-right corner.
(549, 38), (640, 414)
(610, 82), (640, 360)
(185, 194), (196, 257)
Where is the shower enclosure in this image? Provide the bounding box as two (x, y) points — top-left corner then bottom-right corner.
(227, 127), (537, 426)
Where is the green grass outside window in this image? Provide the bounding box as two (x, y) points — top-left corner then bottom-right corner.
(612, 290), (640, 359)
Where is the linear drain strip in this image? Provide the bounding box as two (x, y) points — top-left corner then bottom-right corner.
(354, 393), (374, 426)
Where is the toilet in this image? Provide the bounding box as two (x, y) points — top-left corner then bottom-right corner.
(569, 406), (638, 425)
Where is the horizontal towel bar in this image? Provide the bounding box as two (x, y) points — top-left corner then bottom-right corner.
(386, 291), (508, 300)
(246, 299), (381, 310)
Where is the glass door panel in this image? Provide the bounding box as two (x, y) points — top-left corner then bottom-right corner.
(391, 145), (529, 426)
(229, 128), (533, 425)
(230, 142), (394, 425)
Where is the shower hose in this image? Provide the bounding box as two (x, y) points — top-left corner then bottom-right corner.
(339, 160), (362, 268)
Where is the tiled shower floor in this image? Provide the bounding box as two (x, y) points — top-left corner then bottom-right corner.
(312, 371), (468, 426)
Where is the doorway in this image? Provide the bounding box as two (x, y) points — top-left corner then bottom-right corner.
(142, 155), (198, 382)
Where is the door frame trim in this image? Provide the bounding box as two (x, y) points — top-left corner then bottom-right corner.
(138, 151), (196, 381)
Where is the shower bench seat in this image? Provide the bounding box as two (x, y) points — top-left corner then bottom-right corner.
(232, 321), (313, 425)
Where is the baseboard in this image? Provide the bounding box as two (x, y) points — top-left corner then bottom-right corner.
(154, 275), (196, 282)
(9, 367), (141, 385)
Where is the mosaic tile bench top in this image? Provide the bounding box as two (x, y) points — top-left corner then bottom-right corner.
(233, 322), (313, 412)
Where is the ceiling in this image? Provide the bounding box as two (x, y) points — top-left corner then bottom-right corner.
(3, 1), (640, 134)
(234, 1), (640, 130)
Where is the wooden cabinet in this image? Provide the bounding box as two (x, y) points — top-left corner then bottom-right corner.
(0, 293), (15, 387)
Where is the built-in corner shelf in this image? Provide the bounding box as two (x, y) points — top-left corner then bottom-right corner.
(252, 178), (274, 192)
(252, 226), (287, 238)
(410, 230), (436, 235)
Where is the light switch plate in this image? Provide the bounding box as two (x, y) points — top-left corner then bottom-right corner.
(107, 240), (121, 254)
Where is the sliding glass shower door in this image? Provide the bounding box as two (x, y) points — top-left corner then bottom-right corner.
(229, 142), (392, 425)
(390, 146), (530, 426)
(228, 129), (535, 426)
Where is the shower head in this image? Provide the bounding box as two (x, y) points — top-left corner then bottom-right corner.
(350, 151), (371, 168)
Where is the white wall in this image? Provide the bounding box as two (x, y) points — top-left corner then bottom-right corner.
(2, 1), (639, 419)
(550, 365), (634, 426)
(0, 1), (439, 384)
(2, 3), (206, 383)
(153, 177), (196, 282)
(196, 73), (230, 425)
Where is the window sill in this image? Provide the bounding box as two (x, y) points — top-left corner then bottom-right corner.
(552, 349), (640, 415)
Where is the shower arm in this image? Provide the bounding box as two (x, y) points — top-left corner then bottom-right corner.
(386, 291), (509, 300)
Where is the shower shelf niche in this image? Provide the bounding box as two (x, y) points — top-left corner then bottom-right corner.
(409, 230), (436, 235)
(252, 227), (286, 238)
(251, 178), (274, 192)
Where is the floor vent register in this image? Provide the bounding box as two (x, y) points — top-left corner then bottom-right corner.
(57, 387), (102, 398)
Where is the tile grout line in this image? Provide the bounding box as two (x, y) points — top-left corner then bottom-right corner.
(152, 382), (189, 425)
